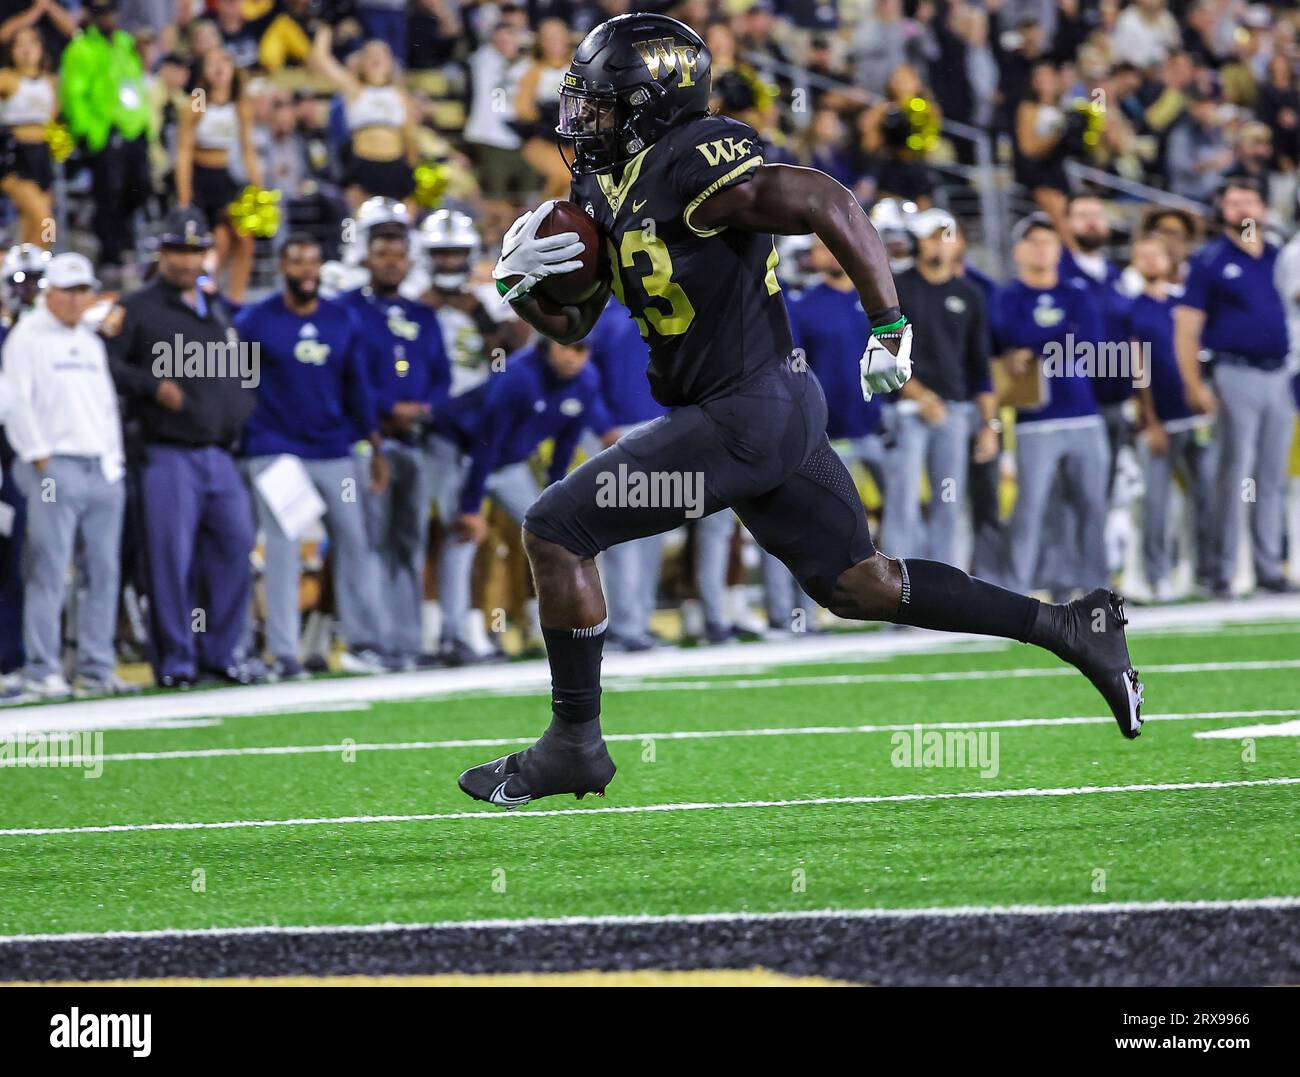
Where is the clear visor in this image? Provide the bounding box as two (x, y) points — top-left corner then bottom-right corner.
(557, 91), (616, 137)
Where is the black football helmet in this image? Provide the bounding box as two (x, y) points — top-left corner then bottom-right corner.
(556, 13), (711, 176)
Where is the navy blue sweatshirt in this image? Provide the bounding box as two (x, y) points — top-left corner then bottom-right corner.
(237, 294), (377, 459)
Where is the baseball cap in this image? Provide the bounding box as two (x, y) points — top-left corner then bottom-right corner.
(908, 207), (957, 239)
(45, 252), (101, 290)
(1010, 211), (1058, 245)
(159, 206), (213, 250)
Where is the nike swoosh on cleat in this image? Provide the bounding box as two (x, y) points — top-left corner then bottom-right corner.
(489, 781), (532, 808)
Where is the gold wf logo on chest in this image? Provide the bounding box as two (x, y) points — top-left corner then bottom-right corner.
(633, 38), (699, 87)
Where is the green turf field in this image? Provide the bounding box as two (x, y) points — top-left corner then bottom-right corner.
(0, 618), (1297, 940)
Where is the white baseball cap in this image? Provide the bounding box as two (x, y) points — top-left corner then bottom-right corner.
(45, 252), (101, 291)
(907, 208), (957, 239)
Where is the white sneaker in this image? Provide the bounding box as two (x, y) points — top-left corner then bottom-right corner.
(337, 648), (387, 675)
(463, 609), (499, 659)
(74, 673), (144, 698)
(23, 673), (72, 700)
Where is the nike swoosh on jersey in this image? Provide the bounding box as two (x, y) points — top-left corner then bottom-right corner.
(631, 199), (647, 213)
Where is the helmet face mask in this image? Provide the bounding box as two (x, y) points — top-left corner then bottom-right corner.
(555, 14), (711, 176)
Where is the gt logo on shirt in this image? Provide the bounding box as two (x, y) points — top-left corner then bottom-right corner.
(386, 307), (420, 341)
(695, 136), (754, 167)
(294, 339), (331, 365)
(633, 38), (700, 87)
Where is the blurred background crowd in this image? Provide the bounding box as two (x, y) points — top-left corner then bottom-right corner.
(0, 0), (1298, 698)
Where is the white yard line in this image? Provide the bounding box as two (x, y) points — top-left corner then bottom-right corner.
(10, 709), (1297, 767)
(0, 597), (1294, 737)
(1195, 719), (1300, 740)
(1, 895), (1298, 947)
(2, 775), (1296, 837)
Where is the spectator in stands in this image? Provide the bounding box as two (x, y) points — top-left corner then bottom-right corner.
(357, 0), (409, 67)
(1256, 53), (1300, 176)
(0, 0), (77, 57)
(212, 0), (262, 69)
(0, 24), (56, 247)
(852, 0), (917, 99)
(104, 208), (258, 688)
(59, 0), (152, 285)
(257, 0), (318, 74)
(464, 21), (531, 209)
(238, 234), (391, 677)
(1166, 84), (1233, 202)
(176, 47), (263, 302)
(1126, 234), (1217, 599)
(513, 17), (571, 202)
(1014, 61), (1072, 231)
(2, 253), (129, 699)
(1175, 178), (1297, 595)
(1112, 0), (1180, 70)
(310, 23), (419, 208)
(258, 89), (308, 196)
(856, 63), (939, 208)
(1223, 120), (1275, 209)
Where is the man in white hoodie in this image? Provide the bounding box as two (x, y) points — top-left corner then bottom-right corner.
(1, 253), (129, 699)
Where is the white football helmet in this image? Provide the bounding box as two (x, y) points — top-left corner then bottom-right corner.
(420, 209), (482, 292)
(344, 197), (415, 266)
(1, 244), (51, 311)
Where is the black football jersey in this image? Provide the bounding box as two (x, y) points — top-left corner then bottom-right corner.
(571, 114), (794, 408)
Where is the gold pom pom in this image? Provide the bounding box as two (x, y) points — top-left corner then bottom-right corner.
(227, 185), (282, 238)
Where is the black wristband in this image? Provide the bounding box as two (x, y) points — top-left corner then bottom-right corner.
(868, 305), (904, 330)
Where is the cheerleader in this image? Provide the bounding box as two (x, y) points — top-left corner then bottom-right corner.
(512, 18), (570, 201)
(0, 27), (57, 247)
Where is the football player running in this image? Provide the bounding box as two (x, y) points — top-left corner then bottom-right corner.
(459, 13), (1144, 810)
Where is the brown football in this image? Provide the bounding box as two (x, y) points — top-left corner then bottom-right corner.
(531, 200), (606, 305)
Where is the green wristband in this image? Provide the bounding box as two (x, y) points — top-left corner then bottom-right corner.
(870, 315), (909, 335)
(495, 278), (512, 298)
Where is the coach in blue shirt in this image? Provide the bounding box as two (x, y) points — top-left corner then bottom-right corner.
(990, 213), (1110, 596)
(238, 235), (390, 676)
(1174, 178), (1297, 595)
(338, 224), (451, 666)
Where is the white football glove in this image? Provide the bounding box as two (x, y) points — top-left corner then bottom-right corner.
(860, 323), (914, 401)
(492, 200), (587, 304)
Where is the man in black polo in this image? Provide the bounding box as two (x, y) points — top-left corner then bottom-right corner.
(104, 207), (260, 686)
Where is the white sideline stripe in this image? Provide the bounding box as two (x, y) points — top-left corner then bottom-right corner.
(607, 659), (1300, 694)
(14, 709), (1299, 767)
(1, 598), (1294, 736)
(2, 895), (1298, 946)
(1196, 719), (1300, 740)
(3, 776), (1296, 837)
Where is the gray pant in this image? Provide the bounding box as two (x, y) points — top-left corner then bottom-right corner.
(441, 460), (540, 645)
(694, 508), (733, 628)
(601, 533), (664, 642)
(1006, 420), (1111, 594)
(881, 402), (974, 564)
(15, 455), (124, 681)
(375, 440), (439, 659)
(1141, 425), (1219, 587)
(248, 455), (385, 660)
(1213, 364), (1296, 584)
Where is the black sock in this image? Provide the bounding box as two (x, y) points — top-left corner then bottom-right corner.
(541, 619), (607, 733)
(894, 558), (1040, 643)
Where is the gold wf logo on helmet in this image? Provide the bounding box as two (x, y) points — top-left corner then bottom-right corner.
(633, 38), (700, 87)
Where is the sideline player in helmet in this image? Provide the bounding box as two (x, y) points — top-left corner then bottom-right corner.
(459, 13), (1144, 809)
(319, 197), (414, 298)
(0, 243), (50, 319)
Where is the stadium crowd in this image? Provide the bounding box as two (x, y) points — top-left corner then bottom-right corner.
(0, 0), (1298, 698)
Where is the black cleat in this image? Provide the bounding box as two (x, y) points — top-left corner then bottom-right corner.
(458, 722), (617, 809)
(1043, 589), (1145, 738)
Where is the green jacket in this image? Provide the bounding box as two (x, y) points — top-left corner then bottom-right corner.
(59, 28), (151, 152)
